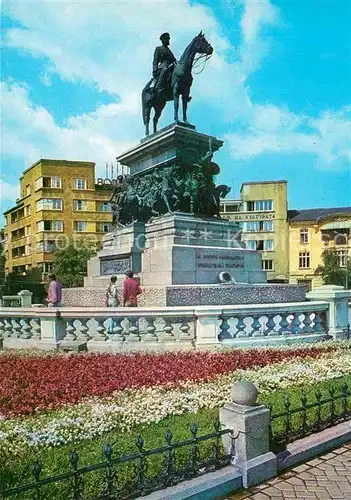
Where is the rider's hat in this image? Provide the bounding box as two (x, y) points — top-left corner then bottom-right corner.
(160, 32), (170, 42)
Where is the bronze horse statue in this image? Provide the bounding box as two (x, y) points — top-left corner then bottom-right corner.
(142, 32), (213, 136)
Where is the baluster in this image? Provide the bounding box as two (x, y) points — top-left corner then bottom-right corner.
(163, 430), (176, 485)
(126, 317), (140, 342)
(314, 389), (322, 431)
(188, 423), (199, 475)
(236, 315), (247, 338)
(94, 317), (108, 341)
(212, 418), (221, 462)
(77, 319), (90, 342)
(329, 387), (336, 424)
(135, 436), (147, 493)
(218, 314), (231, 341)
(313, 311), (324, 334)
(111, 317), (124, 342)
(70, 451), (84, 499)
(283, 394), (292, 443)
(12, 318), (22, 338)
(341, 383), (348, 420)
(65, 318), (77, 341)
(144, 317), (157, 342)
(31, 318), (41, 340)
(300, 391), (308, 435)
(20, 318), (32, 339)
(291, 313), (302, 334)
(278, 313), (290, 335)
(265, 314), (276, 336)
(179, 318), (192, 340)
(31, 461), (42, 500)
(302, 312), (313, 334)
(162, 317), (174, 341)
(251, 315), (263, 337)
(4, 319), (13, 338)
(100, 445), (117, 497)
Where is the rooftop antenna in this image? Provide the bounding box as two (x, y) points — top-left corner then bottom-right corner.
(111, 161), (114, 180)
(105, 162), (108, 179)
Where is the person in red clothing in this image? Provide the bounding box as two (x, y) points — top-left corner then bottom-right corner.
(122, 270), (142, 307)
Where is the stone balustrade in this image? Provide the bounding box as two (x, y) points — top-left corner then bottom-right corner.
(1, 293), (345, 352)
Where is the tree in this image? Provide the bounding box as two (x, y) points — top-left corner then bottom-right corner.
(52, 240), (97, 288)
(318, 248), (351, 288)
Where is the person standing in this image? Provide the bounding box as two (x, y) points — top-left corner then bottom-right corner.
(123, 270), (142, 307)
(45, 274), (62, 307)
(106, 276), (120, 334)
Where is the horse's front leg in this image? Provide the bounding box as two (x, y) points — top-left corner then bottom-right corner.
(173, 83), (180, 123)
(182, 89), (190, 124)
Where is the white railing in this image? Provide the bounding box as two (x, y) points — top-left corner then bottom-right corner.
(0, 301), (332, 352)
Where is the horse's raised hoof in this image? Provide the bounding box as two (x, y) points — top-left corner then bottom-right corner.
(187, 96), (192, 102)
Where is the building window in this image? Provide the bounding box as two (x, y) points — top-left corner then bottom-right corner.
(262, 221), (274, 232)
(40, 262), (54, 274)
(99, 202), (112, 212)
(299, 251), (310, 269)
(74, 221), (88, 232)
(74, 179), (87, 190)
(24, 205), (31, 217)
(25, 225), (31, 236)
(247, 200), (273, 212)
(99, 223), (112, 233)
(263, 239), (274, 251)
(262, 259), (274, 271)
(26, 184), (31, 196)
(36, 198), (63, 211)
(37, 220), (63, 232)
(245, 240), (257, 250)
(51, 177), (62, 188)
(300, 228), (309, 243)
(74, 200), (87, 211)
(335, 234), (348, 246)
(336, 250), (348, 267)
(243, 222), (260, 232)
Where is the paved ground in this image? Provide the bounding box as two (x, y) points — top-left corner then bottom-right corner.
(227, 443), (351, 499)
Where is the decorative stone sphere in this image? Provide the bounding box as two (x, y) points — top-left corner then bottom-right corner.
(231, 380), (258, 406)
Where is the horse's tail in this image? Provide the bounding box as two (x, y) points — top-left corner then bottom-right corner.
(142, 79), (153, 125)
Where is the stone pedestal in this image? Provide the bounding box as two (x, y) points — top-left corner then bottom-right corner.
(307, 284), (351, 339)
(85, 222), (145, 287)
(117, 122), (223, 177)
(142, 212), (266, 286)
(220, 381), (277, 488)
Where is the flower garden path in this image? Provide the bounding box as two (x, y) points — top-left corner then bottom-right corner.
(228, 443), (351, 499)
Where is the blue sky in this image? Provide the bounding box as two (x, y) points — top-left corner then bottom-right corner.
(1, 0), (350, 220)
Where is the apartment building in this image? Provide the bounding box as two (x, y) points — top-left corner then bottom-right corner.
(3, 159), (113, 278)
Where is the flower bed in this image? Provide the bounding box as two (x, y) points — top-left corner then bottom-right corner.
(0, 344), (337, 418)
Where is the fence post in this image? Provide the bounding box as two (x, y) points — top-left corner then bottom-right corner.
(220, 380), (277, 488)
(307, 285), (351, 340)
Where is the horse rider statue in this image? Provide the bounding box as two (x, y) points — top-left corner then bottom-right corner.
(152, 32), (177, 99)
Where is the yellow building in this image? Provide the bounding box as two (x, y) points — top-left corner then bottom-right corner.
(221, 181), (289, 282)
(3, 159), (113, 278)
(221, 181), (351, 288)
(288, 207), (351, 290)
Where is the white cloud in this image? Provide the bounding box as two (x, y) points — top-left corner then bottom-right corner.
(0, 179), (19, 204)
(1, 0), (349, 178)
(225, 104), (350, 166)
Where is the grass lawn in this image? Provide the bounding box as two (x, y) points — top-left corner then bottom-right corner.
(1, 373), (350, 498)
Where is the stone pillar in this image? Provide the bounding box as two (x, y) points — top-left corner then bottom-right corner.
(307, 284), (351, 340)
(18, 290), (33, 307)
(195, 310), (222, 346)
(39, 312), (66, 349)
(220, 380), (277, 488)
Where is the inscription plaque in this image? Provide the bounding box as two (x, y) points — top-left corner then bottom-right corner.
(100, 257), (131, 275)
(196, 250), (244, 270)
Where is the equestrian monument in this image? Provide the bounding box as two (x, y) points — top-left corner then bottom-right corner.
(84, 32), (270, 306)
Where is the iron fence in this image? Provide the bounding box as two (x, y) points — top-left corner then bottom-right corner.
(0, 419), (233, 499)
(269, 381), (351, 451)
